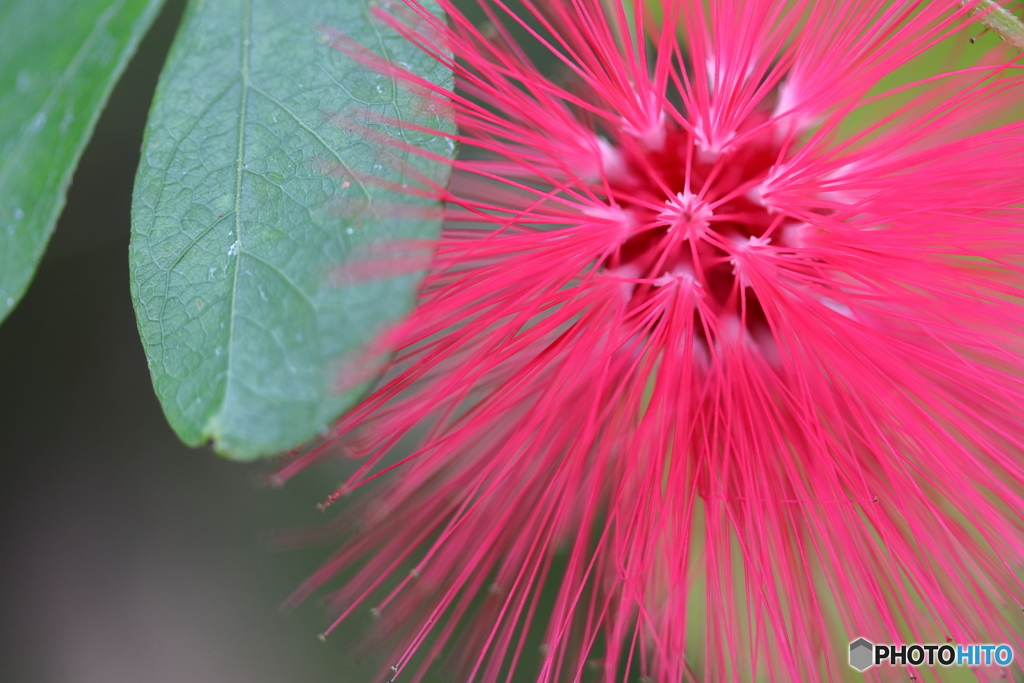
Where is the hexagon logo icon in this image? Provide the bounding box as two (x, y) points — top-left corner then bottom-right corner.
(849, 638), (874, 671)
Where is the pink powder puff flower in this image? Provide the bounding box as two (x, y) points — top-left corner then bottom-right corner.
(275, 1), (1024, 681)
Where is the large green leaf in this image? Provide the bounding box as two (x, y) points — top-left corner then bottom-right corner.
(0, 0), (166, 324)
(131, 0), (454, 459)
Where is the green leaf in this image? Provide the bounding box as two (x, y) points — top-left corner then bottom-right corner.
(0, 0), (166, 324)
(964, 0), (1024, 51)
(131, 0), (454, 459)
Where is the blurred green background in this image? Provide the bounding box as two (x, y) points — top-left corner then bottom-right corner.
(0, 1), (380, 680)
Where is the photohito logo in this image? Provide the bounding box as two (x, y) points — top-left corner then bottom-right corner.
(849, 638), (1014, 672)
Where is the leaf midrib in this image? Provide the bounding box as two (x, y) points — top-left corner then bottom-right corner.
(209, 0), (253, 438)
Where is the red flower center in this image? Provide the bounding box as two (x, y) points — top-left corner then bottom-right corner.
(600, 106), (801, 347)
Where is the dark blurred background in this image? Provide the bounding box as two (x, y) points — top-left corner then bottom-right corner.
(0, 2), (380, 681)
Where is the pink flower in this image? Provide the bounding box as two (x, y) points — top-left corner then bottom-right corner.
(278, 1), (1024, 681)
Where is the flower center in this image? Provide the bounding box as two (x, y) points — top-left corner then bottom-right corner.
(599, 108), (801, 347)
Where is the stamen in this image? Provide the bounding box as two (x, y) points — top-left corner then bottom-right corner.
(659, 191), (712, 239)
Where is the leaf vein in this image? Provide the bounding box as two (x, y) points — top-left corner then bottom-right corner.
(216, 0), (254, 432)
